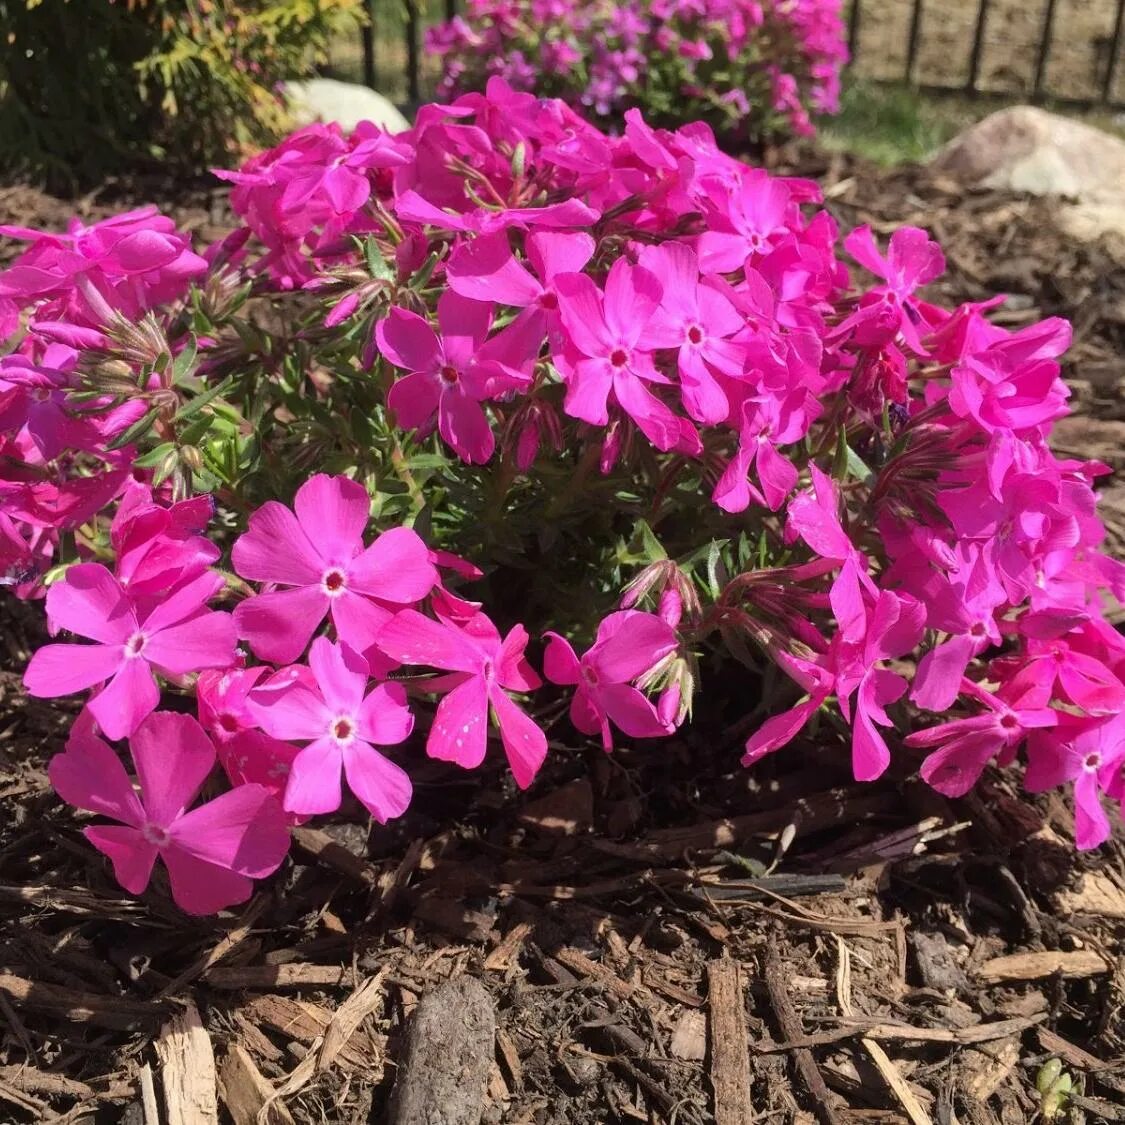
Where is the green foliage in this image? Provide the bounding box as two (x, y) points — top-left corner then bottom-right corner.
(0, 0), (365, 189)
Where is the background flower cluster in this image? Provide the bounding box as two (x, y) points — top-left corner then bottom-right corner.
(426, 0), (848, 145)
(1, 79), (1122, 913)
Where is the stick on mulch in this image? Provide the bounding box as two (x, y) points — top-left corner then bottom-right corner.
(707, 958), (753, 1125)
(763, 940), (842, 1125)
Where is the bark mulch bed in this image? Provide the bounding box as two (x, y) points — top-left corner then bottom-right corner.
(0, 159), (1123, 1124)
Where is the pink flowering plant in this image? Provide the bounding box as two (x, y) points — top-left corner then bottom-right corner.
(427, 0), (848, 145)
(2, 80), (1123, 914)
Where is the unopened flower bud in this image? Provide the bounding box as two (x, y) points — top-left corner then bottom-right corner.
(179, 445), (203, 473)
(658, 587), (683, 627)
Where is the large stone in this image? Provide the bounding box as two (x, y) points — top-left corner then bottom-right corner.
(282, 78), (410, 134)
(930, 106), (1125, 251)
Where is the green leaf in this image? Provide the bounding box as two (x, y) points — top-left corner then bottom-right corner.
(174, 374), (235, 422)
(132, 441), (176, 469)
(171, 335), (198, 386)
(106, 406), (160, 451)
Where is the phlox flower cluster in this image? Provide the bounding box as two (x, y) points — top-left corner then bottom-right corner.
(426, 0), (847, 144)
(1, 80), (1123, 915)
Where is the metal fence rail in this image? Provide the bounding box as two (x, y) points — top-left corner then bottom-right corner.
(348, 0), (1125, 111)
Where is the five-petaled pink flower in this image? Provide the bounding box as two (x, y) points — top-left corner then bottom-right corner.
(378, 608), (547, 788)
(543, 611), (678, 751)
(48, 711), (290, 914)
(232, 474), (437, 666)
(24, 564), (237, 740)
(249, 638), (414, 822)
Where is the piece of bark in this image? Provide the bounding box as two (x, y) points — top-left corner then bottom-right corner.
(1054, 873), (1125, 919)
(315, 974), (384, 1073)
(218, 1044), (294, 1125)
(763, 943), (841, 1125)
(910, 932), (969, 994)
(240, 996), (372, 1068)
(389, 976), (496, 1125)
(671, 1009), (708, 1060)
(484, 922), (533, 971)
(958, 1035), (1021, 1102)
(0, 1065), (94, 1100)
(862, 1039), (933, 1125)
(0, 972), (166, 1029)
(554, 947), (636, 1000)
(707, 959), (753, 1125)
(154, 999), (219, 1125)
(206, 964), (352, 990)
(517, 779), (594, 836)
(974, 950), (1108, 983)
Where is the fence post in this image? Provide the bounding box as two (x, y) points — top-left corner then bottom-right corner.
(905, 0), (925, 83)
(404, 0), (422, 105)
(1032, 0), (1059, 101)
(966, 0), (990, 92)
(847, 0), (861, 67)
(361, 0), (376, 90)
(1104, 0), (1125, 104)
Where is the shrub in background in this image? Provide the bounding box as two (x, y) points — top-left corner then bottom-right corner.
(427, 0), (848, 146)
(0, 0), (364, 187)
(1, 81), (1123, 914)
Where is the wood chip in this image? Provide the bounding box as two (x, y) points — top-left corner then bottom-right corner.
(0, 972), (167, 1030)
(240, 996), (371, 1068)
(484, 921), (533, 971)
(707, 959), (753, 1125)
(554, 947), (636, 1000)
(671, 1009), (708, 1060)
(291, 826), (377, 884)
(389, 976), (496, 1125)
(517, 779), (594, 836)
(217, 1043), (294, 1125)
(154, 998), (219, 1125)
(958, 1035), (1021, 1102)
(974, 950), (1109, 983)
(0, 1065), (93, 1101)
(863, 1038), (933, 1125)
(205, 964), (352, 990)
(315, 973), (384, 1073)
(1054, 873), (1125, 919)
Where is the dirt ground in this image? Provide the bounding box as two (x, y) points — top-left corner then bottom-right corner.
(852, 0), (1125, 104)
(1, 157), (1124, 1124)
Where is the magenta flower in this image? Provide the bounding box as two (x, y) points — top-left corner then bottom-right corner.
(378, 608), (547, 788)
(543, 611), (678, 751)
(555, 260), (688, 451)
(24, 565), (237, 741)
(249, 638), (414, 822)
(232, 474), (437, 666)
(376, 292), (530, 464)
(1027, 715), (1125, 850)
(48, 711), (290, 914)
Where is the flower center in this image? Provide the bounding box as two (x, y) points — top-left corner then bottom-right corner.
(322, 568), (347, 596)
(481, 658), (495, 682)
(582, 664), (599, 686)
(141, 822), (170, 847)
(539, 291), (558, 310)
(31, 387), (51, 403)
(609, 348), (629, 368)
(998, 712), (1018, 731)
(686, 325), (704, 345)
(440, 364), (460, 384)
(1084, 752), (1102, 771)
(218, 712), (241, 734)
(124, 632), (147, 658)
(331, 716), (355, 743)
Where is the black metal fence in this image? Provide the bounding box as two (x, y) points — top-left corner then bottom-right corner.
(343, 0), (1125, 111)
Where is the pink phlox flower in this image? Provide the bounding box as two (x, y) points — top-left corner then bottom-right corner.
(786, 464), (873, 643)
(111, 486), (219, 599)
(638, 242), (747, 424)
(696, 169), (794, 273)
(377, 291), (531, 463)
(995, 636), (1125, 717)
(249, 638), (413, 821)
(393, 189), (600, 235)
(377, 607), (547, 788)
(197, 665), (269, 742)
(47, 710), (289, 914)
(0, 355), (96, 460)
(543, 610), (678, 751)
(24, 564), (237, 740)
(1026, 713), (1125, 849)
(837, 225), (944, 354)
(447, 228), (595, 353)
(742, 647), (836, 767)
(713, 391), (803, 513)
(832, 588), (926, 781)
(232, 473), (438, 666)
(555, 259), (692, 452)
(907, 679), (1057, 798)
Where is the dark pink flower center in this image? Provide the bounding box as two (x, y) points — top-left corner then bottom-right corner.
(609, 348), (629, 368)
(687, 325), (703, 345)
(998, 713), (1018, 731)
(141, 822), (170, 847)
(218, 713), (241, 734)
(582, 664), (599, 686)
(481, 658), (495, 682)
(440, 364), (460, 384)
(539, 291), (558, 310)
(1084, 752), (1101, 771)
(332, 717), (355, 742)
(125, 632), (147, 658)
(322, 569), (347, 595)
(31, 387), (51, 403)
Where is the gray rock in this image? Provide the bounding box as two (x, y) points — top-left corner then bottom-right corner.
(282, 77), (410, 134)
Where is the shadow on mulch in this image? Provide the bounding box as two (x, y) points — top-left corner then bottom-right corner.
(0, 159), (1123, 1123)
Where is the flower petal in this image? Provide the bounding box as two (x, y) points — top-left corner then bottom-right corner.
(234, 585), (329, 665)
(84, 825), (157, 896)
(283, 737), (344, 816)
(170, 783), (290, 877)
(428, 675), (489, 768)
(49, 720), (145, 826)
(342, 741), (412, 823)
(293, 474), (370, 564)
(347, 526), (438, 604)
(88, 658), (160, 741)
(160, 847), (255, 915)
(231, 500), (324, 586)
(24, 642), (121, 698)
(46, 564), (135, 643)
(130, 711), (216, 827)
(489, 687), (547, 789)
